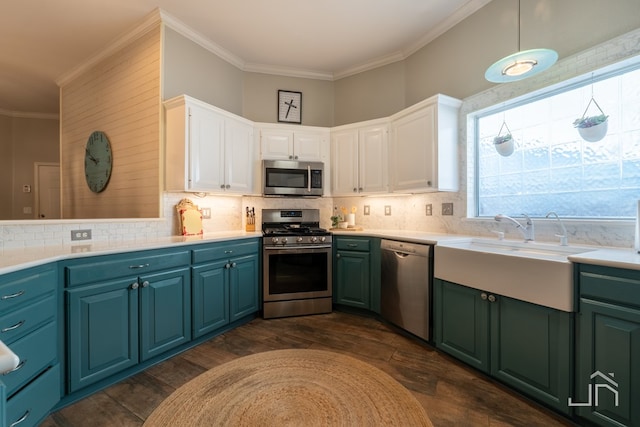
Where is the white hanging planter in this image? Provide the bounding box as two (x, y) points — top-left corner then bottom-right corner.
(577, 118), (609, 142)
(494, 135), (515, 156)
(574, 95), (609, 143)
(493, 120), (515, 157)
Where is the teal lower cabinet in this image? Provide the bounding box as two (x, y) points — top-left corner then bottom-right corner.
(0, 263), (59, 427)
(434, 278), (572, 415)
(191, 240), (260, 338)
(575, 264), (640, 427)
(64, 248), (192, 392)
(333, 237), (380, 313)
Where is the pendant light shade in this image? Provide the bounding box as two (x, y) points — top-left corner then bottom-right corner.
(485, 0), (557, 83)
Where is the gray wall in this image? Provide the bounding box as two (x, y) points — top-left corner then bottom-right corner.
(243, 73), (334, 127)
(161, 0), (640, 126)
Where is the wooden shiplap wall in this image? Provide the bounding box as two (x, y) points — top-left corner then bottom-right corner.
(60, 24), (162, 219)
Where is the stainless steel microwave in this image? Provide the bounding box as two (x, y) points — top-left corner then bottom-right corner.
(263, 160), (324, 197)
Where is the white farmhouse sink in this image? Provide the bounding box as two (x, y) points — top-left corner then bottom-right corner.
(0, 340), (19, 373)
(434, 238), (593, 312)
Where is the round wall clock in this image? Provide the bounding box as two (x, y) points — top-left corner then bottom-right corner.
(84, 131), (113, 193)
(278, 90), (302, 124)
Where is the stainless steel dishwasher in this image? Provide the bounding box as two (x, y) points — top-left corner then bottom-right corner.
(380, 239), (433, 341)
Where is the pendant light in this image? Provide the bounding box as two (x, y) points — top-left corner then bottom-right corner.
(485, 0), (558, 83)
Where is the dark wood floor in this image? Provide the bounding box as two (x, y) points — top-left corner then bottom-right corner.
(43, 311), (574, 427)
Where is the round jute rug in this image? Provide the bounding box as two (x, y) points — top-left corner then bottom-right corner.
(144, 348), (432, 426)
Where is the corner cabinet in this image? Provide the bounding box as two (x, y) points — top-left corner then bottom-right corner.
(575, 264), (640, 427)
(331, 120), (389, 196)
(64, 248), (191, 392)
(191, 239), (260, 338)
(165, 95), (256, 195)
(389, 94), (461, 193)
(333, 237), (381, 313)
(433, 278), (572, 415)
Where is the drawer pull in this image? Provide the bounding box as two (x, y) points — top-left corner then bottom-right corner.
(129, 263), (150, 269)
(3, 359), (26, 375)
(347, 244), (358, 248)
(1, 320), (25, 333)
(9, 410), (29, 427)
(224, 250), (234, 254)
(1, 290), (25, 300)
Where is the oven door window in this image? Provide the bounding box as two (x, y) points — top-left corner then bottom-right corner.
(268, 251), (328, 294)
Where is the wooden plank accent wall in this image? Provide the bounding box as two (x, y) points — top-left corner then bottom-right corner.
(60, 24), (162, 219)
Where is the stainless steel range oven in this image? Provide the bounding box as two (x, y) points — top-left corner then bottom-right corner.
(262, 209), (332, 319)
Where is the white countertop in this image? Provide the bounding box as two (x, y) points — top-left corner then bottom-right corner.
(0, 231), (262, 275)
(1, 229), (639, 275)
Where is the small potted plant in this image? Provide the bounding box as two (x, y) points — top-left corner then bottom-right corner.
(573, 113), (609, 142)
(330, 215), (341, 229)
(493, 133), (515, 157)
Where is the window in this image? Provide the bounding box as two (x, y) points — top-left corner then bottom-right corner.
(474, 61), (640, 219)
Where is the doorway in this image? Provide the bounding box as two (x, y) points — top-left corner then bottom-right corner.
(34, 162), (61, 219)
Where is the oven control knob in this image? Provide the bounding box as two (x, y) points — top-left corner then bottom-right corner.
(271, 237), (279, 244)
(281, 237), (288, 245)
(320, 236), (326, 243)
(311, 236), (318, 243)
(296, 237), (303, 243)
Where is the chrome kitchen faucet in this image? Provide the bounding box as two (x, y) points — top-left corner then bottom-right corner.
(495, 214), (535, 242)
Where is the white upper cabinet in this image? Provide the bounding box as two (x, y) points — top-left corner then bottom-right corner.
(164, 95), (256, 195)
(389, 94), (461, 193)
(331, 120), (389, 196)
(258, 125), (328, 162)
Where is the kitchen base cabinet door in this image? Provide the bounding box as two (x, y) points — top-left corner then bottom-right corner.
(67, 280), (139, 393)
(434, 279), (489, 371)
(335, 251), (370, 309)
(140, 268), (191, 361)
(229, 254), (259, 322)
(576, 299), (640, 427)
(192, 261), (230, 338)
(491, 296), (572, 414)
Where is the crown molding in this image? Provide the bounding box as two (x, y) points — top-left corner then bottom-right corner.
(56, 8), (164, 87)
(402, 0), (493, 58)
(333, 51), (406, 80)
(160, 9), (246, 70)
(0, 109), (59, 120)
(243, 62), (334, 81)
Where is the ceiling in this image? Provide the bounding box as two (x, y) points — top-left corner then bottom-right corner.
(1, 0), (491, 116)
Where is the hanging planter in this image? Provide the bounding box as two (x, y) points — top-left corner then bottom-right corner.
(573, 96), (609, 142)
(493, 120), (515, 157)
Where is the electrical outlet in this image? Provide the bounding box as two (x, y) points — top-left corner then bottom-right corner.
(71, 229), (92, 241)
(201, 208), (211, 219)
(425, 204), (433, 216)
(442, 203), (454, 216)
(364, 205), (370, 216)
(384, 205), (392, 216)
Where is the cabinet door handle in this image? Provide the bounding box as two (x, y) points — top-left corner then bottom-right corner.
(353, 188), (358, 192)
(129, 264), (150, 269)
(336, 254), (341, 258)
(480, 293), (488, 300)
(1, 290), (25, 300)
(289, 155), (294, 159)
(488, 294), (497, 303)
(225, 263), (231, 269)
(130, 282), (139, 290)
(231, 262), (237, 268)
(358, 187), (363, 192)
(3, 359), (26, 375)
(141, 281), (150, 288)
(9, 410), (29, 427)
(226, 184), (231, 189)
(1, 320), (25, 333)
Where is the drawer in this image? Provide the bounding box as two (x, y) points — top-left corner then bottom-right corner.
(6, 364), (60, 427)
(192, 240), (259, 264)
(65, 250), (191, 286)
(0, 295), (56, 345)
(0, 266), (56, 313)
(579, 267), (640, 308)
(2, 322), (57, 397)
(336, 238), (370, 252)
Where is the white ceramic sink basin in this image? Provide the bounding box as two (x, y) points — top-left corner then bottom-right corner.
(0, 340), (19, 373)
(434, 238), (593, 312)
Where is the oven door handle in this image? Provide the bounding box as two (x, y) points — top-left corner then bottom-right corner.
(264, 245), (331, 251)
